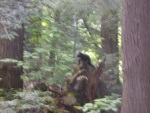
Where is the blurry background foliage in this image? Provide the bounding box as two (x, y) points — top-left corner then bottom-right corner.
(0, 0), (122, 112)
(0, 0), (121, 84)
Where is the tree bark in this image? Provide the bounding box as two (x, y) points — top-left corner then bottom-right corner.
(101, 11), (121, 92)
(0, 26), (24, 89)
(121, 0), (150, 113)
(101, 11), (118, 54)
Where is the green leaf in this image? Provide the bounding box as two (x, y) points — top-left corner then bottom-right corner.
(0, 58), (18, 63)
(82, 107), (89, 112)
(74, 106), (83, 110)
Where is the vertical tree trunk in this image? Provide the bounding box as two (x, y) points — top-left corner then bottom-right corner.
(101, 11), (118, 54)
(121, 0), (150, 113)
(73, 15), (78, 58)
(0, 26), (24, 89)
(49, 10), (60, 66)
(101, 11), (120, 93)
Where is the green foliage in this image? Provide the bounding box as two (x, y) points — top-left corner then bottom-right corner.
(0, 0), (122, 89)
(0, 0), (33, 39)
(75, 93), (122, 113)
(22, 47), (74, 84)
(19, 0), (104, 85)
(0, 0), (123, 113)
(0, 90), (69, 113)
(104, 54), (119, 77)
(0, 49), (73, 86)
(101, 53), (122, 94)
(0, 0), (122, 91)
(0, 89), (19, 100)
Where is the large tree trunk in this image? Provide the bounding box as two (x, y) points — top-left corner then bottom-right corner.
(0, 26), (24, 89)
(101, 11), (121, 94)
(121, 0), (150, 113)
(101, 11), (118, 54)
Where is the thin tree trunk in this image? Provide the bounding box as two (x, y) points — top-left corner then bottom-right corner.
(73, 15), (78, 58)
(121, 0), (150, 113)
(49, 10), (60, 66)
(0, 25), (24, 89)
